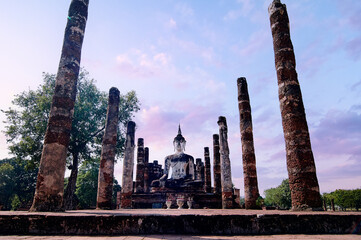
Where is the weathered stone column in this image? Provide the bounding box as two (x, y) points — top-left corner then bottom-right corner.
(135, 138), (145, 193)
(30, 0), (89, 212)
(204, 147), (212, 193)
(213, 134), (221, 194)
(121, 121), (136, 209)
(218, 116), (233, 209)
(237, 77), (260, 209)
(144, 147), (150, 193)
(331, 199), (335, 211)
(269, 0), (322, 211)
(195, 158), (204, 182)
(96, 87), (120, 210)
(116, 191), (121, 209)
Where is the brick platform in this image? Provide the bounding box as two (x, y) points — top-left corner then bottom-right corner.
(0, 209), (360, 235)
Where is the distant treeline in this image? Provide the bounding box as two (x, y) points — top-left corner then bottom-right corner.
(262, 179), (361, 211)
(323, 189), (361, 211)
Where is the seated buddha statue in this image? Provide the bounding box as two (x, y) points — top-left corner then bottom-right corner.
(152, 125), (195, 188)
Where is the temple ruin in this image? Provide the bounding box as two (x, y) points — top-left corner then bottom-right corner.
(29, 0), (324, 212)
(121, 125), (240, 209)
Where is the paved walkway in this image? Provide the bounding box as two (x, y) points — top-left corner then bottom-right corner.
(0, 235), (360, 239)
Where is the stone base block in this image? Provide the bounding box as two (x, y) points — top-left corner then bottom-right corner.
(0, 210), (360, 235)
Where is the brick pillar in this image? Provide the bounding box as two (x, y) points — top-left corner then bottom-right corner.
(331, 199), (335, 211)
(121, 121), (136, 208)
(116, 191), (121, 209)
(237, 77), (260, 209)
(96, 87), (120, 209)
(135, 138), (145, 193)
(269, 0), (322, 211)
(30, 0), (89, 212)
(213, 134), (221, 194)
(204, 147), (212, 193)
(144, 147), (150, 193)
(218, 116), (233, 209)
(195, 158), (204, 182)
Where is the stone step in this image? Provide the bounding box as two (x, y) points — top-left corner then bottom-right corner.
(1, 209), (360, 235)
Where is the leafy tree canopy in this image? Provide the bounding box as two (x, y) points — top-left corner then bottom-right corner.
(75, 159), (120, 209)
(323, 189), (361, 211)
(2, 69), (140, 209)
(3, 69), (140, 169)
(2, 69), (139, 168)
(0, 158), (37, 210)
(264, 179), (291, 209)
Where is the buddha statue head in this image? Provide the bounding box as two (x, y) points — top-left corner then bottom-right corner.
(173, 125), (186, 154)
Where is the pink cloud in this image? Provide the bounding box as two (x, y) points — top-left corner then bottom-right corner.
(115, 50), (173, 79)
(158, 36), (223, 67)
(308, 107), (361, 191)
(175, 2), (194, 18)
(241, 31), (269, 56)
(167, 18), (177, 30)
(346, 36), (361, 61)
(223, 0), (254, 21)
(351, 80), (361, 91)
(337, 0), (361, 31)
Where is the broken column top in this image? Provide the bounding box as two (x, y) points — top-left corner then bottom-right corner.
(109, 87), (120, 96)
(237, 77), (246, 85)
(204, 147), (209, 153)
(127, 121), (136, 131)
(213, 134), (219, 140)
(109, 87), (120, 106)
(137, 138), (144, 147)
(268, 0), (285, 16)
(217, 116), (227, 126)
(145, 147), (149, 163)
(237, 77), (249, 100)
(126, 121), (136, 146)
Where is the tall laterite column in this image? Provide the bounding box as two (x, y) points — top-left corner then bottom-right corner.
(269, 0), (322, 210)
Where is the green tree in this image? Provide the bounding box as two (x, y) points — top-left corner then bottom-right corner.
(11, 194), (21, 210)
(324, 189), (361, 211)
(264, 179), (291, 209)
(0, 160), (15, 209)
(75, 160), (99, 209)
(75, 159), (121, 209)
(2, 69), (140, 210)
(0, 158), (37, 210)
(322, 192), (332, 210)
(354, 189), (361, 211)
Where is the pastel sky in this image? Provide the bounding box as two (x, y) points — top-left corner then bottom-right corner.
(0, 0), (360, 196)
